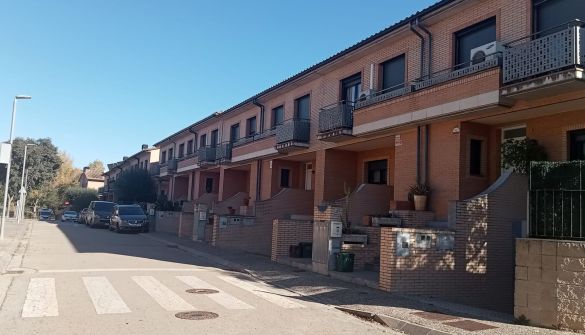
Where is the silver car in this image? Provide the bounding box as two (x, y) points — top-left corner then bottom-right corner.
(61, 211), (79, 222)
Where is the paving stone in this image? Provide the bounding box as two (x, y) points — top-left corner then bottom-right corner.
(443, 320), (498, 331)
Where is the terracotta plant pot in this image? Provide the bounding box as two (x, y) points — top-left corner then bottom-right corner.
(413, 195), (427, 211)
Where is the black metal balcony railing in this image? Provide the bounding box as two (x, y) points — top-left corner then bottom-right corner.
(503, 22), (584, 84)
(167, 159), (177, 172)
(149, 164), (160, 176)
(355, 84), (412, 109)
(318, 101), (353, 133)
(413, 56), (501, 91)
(276, 118), (310, 145)
(197, 146), (217, 164)
(215, 142), (232, 162)
(232, 128), (276, 147)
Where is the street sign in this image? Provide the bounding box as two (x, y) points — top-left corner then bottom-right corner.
(0, 143), (11, 165)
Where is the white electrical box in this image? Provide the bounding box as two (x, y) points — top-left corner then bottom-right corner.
(0, 143), (11, 165)
(330, 221), (342, 238)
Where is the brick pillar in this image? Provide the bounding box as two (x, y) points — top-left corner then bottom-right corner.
(249, 161), (259, 206)
(193, 171), (201, 200)
(187, 172), (194, 201)
(218, 167), (226, 201)
(260, 160), (273, 201)
(314, 150), (326, 206)
(170, 176), (176, 201)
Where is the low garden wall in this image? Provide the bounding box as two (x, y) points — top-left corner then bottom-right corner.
(271, 219), (313, 261)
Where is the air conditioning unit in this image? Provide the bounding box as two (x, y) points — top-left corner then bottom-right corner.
(470, 41), (504, 65)
(358, 89), (373, 100)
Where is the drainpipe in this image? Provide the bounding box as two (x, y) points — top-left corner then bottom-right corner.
(425, 124), (430, 185)
(416, 126), (421, 184)
(253, 98), (265, 133)
(410, 21), (426, 79)
(256, 159), (262, 201)
(415, 18), (433, 77)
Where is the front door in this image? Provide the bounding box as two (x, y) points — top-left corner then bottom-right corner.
(305, 163), (313, 191)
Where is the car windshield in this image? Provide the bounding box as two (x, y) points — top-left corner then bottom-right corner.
(119, 207), (144, 215)
(94, 202), (114, 211)
(65, 211), (77, 215)
(40, 209), (52, 214)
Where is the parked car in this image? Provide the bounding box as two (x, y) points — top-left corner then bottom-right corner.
(109, 204), (149, 233)
(38, 208), (55, 221)
(86, 201), (116, 228)
(79, 208), (89, 224)
(61, 211), (79, 222)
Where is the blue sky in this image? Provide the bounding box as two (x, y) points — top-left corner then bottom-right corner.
(0, 0), (437, 168)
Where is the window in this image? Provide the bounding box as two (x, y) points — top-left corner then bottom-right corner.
(534, 0), (585, 36)
(200, 134), (207, 148)
(161, 151), (166, 164)
(205, 178), (214, 193)
(455, 17), (496, 68)
(272, 105), (284, 128)
(178, 143), (185, 158)
(187, 140), (193, 155)
(569, 129), (585, 160)
(280, 169), (291, 188)
(469, 139), (484, 176)
(380, 55), (405, 91)
(367, 160), (388, 184)
(230, 123), (240, 143)
(168, 148), (174, 160)
(246, 116), (257, 137)
(295, 95), (310, 119)
(341, 73), (362, 103)
(211, 129), (219, 147)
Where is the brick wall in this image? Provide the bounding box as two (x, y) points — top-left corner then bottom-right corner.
(214, 192), (249, 215)
(341, 226), (381, 271)
(271, 219), (313, 261)
(178, 213), (194, 238)
(515, 239), (585, 332)
(153, 211), (181, 235)
(391, 210), (435, 229)
(211, 188), (314, 256)
(379, 172), (528, 313)
(219, 168), (249, 201)
(379, 227), (456, 294)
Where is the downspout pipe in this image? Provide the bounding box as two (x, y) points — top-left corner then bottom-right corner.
(256, 160), (262, 201)
(415, 18), (433, 77)
(410, 21), (426, 80)
(253, 98), (266, 133)
(416, 126), (421, 185)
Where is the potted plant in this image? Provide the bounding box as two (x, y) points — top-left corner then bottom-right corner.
(409, 183), (430, 211)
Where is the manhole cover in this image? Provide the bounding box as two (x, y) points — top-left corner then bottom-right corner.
(186, 288), (219, 294)
(175, 311), (219, 320)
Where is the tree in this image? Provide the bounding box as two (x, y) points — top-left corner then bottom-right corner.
(63, 187), (98, 211)
(0, 138), (61, 211)
(86, 160), (105, 178)
(501, 138), (548, 174)
(115, 169), (156, 204)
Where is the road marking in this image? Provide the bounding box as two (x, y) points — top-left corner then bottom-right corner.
(217, 275), (305, 309)
(83, 276), (131, 314)
(132, 276), (193, 311)
(37, 268), (207, 274)
(22, 278), (59, 318)
(176, 276), (254, 310)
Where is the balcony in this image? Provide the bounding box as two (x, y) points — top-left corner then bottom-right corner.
(149, 164), (160, 176)
(177, 154), (198, 172)
(197, 146), (217, 167)
(275, 119), (310, 153)
(355, 84), (412, 110)
(159, 159), (177, 177)
(317, 102), (354, 142)
(215, 142), (232, 163)
(502, 22), (585, 99)
(233, 128), (276, 148)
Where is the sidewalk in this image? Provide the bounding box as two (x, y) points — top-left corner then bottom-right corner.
(145, 231), (572, 335)
(0, 218), (31, 274)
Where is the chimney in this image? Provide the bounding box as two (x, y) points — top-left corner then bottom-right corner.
(83, 166), (89, 173)
(123, 156), (128, 161)
(141, 144), (148, 150)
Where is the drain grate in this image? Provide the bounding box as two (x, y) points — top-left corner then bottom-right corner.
(175, 311), (219, 320)
(186, 288), (219, 294)
(5, 270), (24, 275)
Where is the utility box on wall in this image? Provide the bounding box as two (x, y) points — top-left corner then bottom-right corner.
(330, 221), (342, 237)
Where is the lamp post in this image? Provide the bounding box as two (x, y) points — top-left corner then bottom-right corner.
(0, 95), (31, 240)
(17, 143), (36, 223)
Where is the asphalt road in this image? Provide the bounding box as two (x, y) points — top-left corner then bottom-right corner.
(0, 220), (397, 335)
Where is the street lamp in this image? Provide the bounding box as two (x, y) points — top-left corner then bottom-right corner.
(17, 143), (36, 223)
(0, 95), (31, 240)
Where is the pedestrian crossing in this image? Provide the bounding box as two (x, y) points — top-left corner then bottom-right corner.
(6, 273), (308, 318)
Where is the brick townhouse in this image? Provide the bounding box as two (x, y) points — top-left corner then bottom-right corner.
(109, 0), (585, 313)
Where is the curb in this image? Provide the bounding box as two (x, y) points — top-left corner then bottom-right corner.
(336, 307), (453, 335)
(0, 220), (32, 274)
(142, 233), (453, 335)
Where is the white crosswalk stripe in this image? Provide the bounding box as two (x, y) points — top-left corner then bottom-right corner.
(83, 276), (131, 314)
(217, 275), (305, 309)
(176, 275), (254, 310)
(22, 278), (59, 318)
(132, 276), (194, 311)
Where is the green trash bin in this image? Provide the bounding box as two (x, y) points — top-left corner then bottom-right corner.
(336, 252), (355, 272)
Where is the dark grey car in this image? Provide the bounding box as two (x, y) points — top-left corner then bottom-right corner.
(87, 201), (116, 228)
(109, 205), (149, 233)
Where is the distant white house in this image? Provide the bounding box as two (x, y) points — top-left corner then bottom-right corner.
(79, 167), (105, 190)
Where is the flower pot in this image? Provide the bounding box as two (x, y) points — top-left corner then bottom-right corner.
(413, 195), (427, 211)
